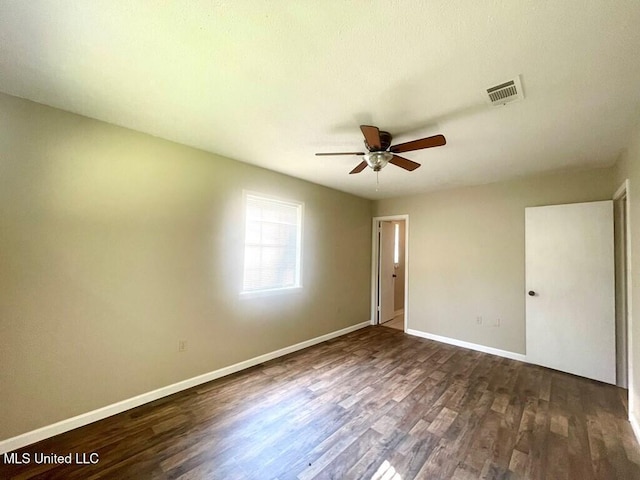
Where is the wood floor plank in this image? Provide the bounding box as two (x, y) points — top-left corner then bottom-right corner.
(1, 326), (638, 480)
(509, 449), (528, 476)
(426, 407), (458, 437)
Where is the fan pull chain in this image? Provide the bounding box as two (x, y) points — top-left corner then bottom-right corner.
(376, 171), (379, 191)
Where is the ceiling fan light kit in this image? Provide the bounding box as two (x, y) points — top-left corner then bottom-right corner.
(316, 125), (446, 175)
(365, 151), (393, 172)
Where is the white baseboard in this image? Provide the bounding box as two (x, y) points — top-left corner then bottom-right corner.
(406, 328), (527, 362)
(394, 309), (404, 317)
(0, 321), (370, 454)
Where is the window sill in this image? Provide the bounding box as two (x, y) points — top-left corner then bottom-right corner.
(239, 285), (303, 299)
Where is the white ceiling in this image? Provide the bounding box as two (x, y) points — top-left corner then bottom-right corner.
(1, 1), (640, 199)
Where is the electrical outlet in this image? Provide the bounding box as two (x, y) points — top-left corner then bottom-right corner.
(476, 316), (483, 325)
(178, 340), (187, 352)
(495, 318), (501, 327)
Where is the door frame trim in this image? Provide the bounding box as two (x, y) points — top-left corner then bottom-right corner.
(371, 214), (409, 331)
(614, 179), (633, 412)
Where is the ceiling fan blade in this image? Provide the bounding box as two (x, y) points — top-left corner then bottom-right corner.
(349, 161), (368, 174)
(360, 125), (382, 150)
(390, 155), (421, 171)
(315, 152), (365, 156)
(390, 134), (446, 153)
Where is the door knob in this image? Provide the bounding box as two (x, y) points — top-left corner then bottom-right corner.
(528, 291), (536, 296)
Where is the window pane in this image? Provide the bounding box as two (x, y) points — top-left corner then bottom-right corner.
(243, 269), (262, 289)
(261, 223), (287, 245)
(244, 245), (261, 269)
(245, 220), (261, 244)
(261, 246), (283, 269)
(394, 223), (400, 264)
(246, 204), (262, 222)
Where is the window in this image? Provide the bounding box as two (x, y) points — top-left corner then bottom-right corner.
(393, 222), (400, 265)
(242, 192), (303, 294)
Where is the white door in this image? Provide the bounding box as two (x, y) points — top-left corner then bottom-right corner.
(378, 221), (395, 323)
(525, 201), (615, 384)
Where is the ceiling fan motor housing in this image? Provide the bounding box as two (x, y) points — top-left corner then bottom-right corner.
(365, 130), (392, 151)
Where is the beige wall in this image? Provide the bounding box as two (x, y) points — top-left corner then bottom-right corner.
(614, 120), (640, 430)
(0, 92), (372, 441)
(375, 168), (615, 354)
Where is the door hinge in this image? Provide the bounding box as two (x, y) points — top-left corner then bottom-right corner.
(377, 306), (381, 312)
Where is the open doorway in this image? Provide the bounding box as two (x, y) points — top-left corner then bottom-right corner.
(614, 180), (631, 391)
(371, 215), (408, 332)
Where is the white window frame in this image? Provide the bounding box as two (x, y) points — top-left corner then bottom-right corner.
(240, 191), (303, 297)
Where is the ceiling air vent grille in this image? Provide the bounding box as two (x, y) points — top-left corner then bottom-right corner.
(485, 76), (524, 106)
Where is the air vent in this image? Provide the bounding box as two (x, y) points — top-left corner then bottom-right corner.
(485, 76), (524, 106)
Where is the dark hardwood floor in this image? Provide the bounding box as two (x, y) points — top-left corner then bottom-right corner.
(1, 326), (638, 479)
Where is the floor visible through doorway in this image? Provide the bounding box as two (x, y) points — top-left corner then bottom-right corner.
(382, 312), (404, 331)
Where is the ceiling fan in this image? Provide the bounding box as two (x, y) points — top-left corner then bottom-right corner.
(316, 125), (446, 174)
